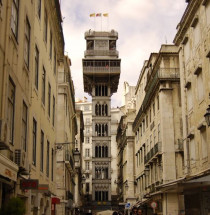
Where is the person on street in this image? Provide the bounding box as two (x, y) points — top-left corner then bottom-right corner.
(137, 208), (143, 215)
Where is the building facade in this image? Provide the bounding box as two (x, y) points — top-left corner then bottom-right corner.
(174, 0), (210, 214)
(0, 0), (64, 214)
(56, 56), (77, 215)
(132, 45), (183, 214)
(116, 82), (136, 213)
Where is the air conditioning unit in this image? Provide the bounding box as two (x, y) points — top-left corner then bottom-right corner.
(15, 149), (27, 169)
(0, 119), (8, 144)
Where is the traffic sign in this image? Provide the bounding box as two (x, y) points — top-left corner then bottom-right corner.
(125, 202), (131, 209)
(150, 201), (157, 209)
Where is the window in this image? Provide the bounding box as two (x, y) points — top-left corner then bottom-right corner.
(189, 138), (196, 164)
(49, 31), (52, 59)
(24, 17), (30, 68)
(197, 71), (204, 102)
(85, 148), (90, 157)
(44, 9), (48, 42)
(153, 130), (156, 145)
(35, 45), (39, 89)
(86, 137), (90, 144)
(95, 191), (108, 201)
(40, 130), (44, 172)
(149, 109), (151, 122)
(37, 0), (41, 19)
(52, 96), (55, 126)
(146, 115), (148, 128)
(51, 149), (54, 181)
(42, 67), (46, 105)
(86, 183), (90, 193)
(158, 124), (161, 142)
(8, 78), (15, 145)
(157, 95), (159, 110)
(32, 118), (37, 165)
(186, 85), (193, 111)
(85, 161), (90, 170)
(11, 0), (19, 39)
(54, 49), (57, 75)
(200, 128), (207, 159)
(48, 83), (51, 116)
(46, 140), (50, 177)
(22, 102), (27, 151)
(153, 103), (155, 116)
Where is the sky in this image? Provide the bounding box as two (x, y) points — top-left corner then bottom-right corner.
(60, 0), (187, 107)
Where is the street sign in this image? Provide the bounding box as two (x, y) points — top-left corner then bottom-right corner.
(20, 179), (39, 190)
(125, 202), (131, 209)
(150, 201), (157, 209)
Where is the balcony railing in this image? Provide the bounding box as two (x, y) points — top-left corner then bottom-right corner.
(85, 50), (119, 57)
(133, 68), (179, 131)
(85, 30), (118, 38)
(83, 66), (120, 74)
(144, 142), (162, 164)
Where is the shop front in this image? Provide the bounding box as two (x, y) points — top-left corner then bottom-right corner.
(0, 153), (19, 208)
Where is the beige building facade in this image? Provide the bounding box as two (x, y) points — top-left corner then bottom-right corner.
(56, 56), (77, 215)
(0, 0), (64, 214)
(132, 45), (183, 214)
(116, 82), (136, 212)
(173, 0), (210, 214)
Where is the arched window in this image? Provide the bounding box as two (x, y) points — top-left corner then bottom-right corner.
(105, 146), (108, 157)
(105, 104), (108, 116)
(102, 104), (105, 116)
(105, 124), (108, 136)
(99, 104), (101, 116)
(99, 146), (102, 157)
(102, 146), (105, 157)
(99, 124), (101, 136)
(99, 85), (101, 96)
(95, 146), (98, 157)
(95, 104), (98, 116)
(95, 124), (98, 136)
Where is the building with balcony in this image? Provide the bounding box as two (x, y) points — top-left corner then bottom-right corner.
(174, 0), (210, 213)
(56, 56), (77, 215)
(116, 82), (136, 212)
(0, 0), (64, 214)
(133, 45), (183, 214)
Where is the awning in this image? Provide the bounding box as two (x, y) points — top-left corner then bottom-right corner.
(52, 197), (60, 204)
(0, 153), (18, 181)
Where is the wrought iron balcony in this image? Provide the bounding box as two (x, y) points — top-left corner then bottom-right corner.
(144, 142), (162, 165)
(133, 68), (179, 131)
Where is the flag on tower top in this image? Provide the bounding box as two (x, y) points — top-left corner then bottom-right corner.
(103, 13), (109, 17)
(90, 13), (95, 17)
(96, 13), (102, 17)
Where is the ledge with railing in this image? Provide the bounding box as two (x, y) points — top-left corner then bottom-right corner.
(84, 49), (119, 57)
(144, 142), (162, 164)
(133, 68), (179, 131)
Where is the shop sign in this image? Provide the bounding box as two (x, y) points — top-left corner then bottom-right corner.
(0, 165), (17, 181)
(38, 184), (49, 192)
(52, 197), (60, 204)
(20, 179), (39, 190)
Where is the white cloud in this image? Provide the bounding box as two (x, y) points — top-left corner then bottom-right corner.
(61, 0), (187, 107)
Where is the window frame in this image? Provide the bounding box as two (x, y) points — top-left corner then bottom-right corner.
(11, 0), (19, 39)
(24, 16), (31, 68)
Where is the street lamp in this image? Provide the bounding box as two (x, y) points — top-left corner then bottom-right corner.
(204, 105), (210, 127)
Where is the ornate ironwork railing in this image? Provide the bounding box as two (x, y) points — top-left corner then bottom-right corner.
(133, 68), (179, 131)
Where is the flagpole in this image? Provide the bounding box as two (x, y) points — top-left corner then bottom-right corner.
(101, 15), (102, 31)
